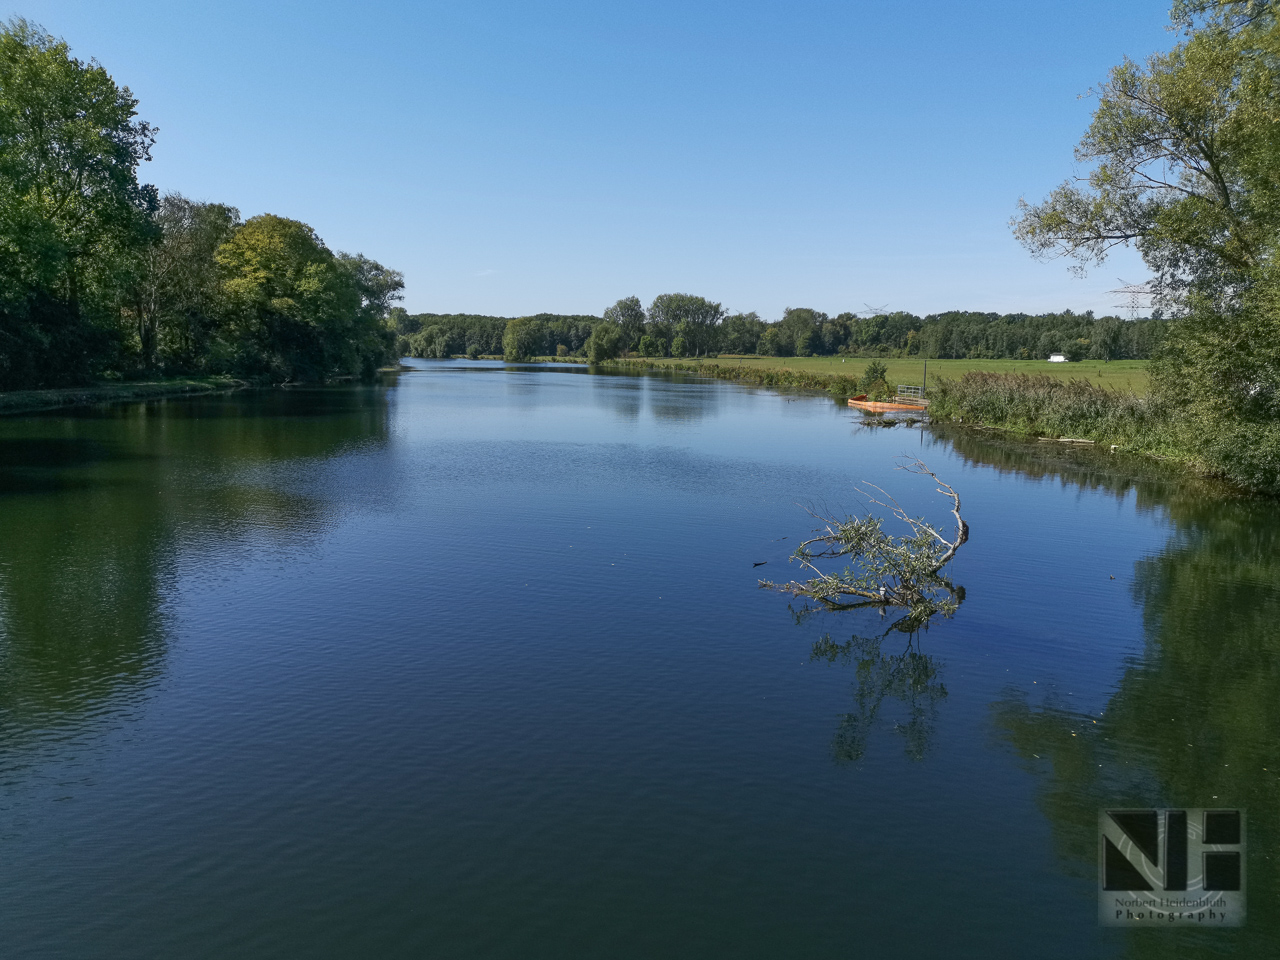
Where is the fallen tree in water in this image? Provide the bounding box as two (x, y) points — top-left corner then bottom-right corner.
(760, 458), (968, 619)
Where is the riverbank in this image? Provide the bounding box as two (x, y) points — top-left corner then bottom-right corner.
(620, 355), (1151, 390)
(600, 357), (866, 399)
(595, 357), (1278, 496)
(0, 377), (248, 416)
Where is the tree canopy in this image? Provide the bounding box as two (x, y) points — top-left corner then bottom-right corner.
(0, 19), (403, 389)
(1015, 1), (1280, 490)
(0, 17), (157, 388)
(1013, 2), (1280, 304)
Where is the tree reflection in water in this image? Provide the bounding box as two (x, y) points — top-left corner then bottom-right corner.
(0, 386), (392, 757)
(809, 613), (949, 763)
(954, 431), (1280, 958)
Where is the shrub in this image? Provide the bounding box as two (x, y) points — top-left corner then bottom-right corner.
(860, 360), (889, 392)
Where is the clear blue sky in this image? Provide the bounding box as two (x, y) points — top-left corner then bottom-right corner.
(16, 0), (1173, 319)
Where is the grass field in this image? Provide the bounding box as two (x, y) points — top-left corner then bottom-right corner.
(635, 356), (1150, 391)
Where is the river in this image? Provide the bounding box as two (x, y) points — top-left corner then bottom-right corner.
(1, 360), (1276, 958)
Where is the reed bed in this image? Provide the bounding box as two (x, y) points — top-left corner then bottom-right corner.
(928, 372), (1161, 444)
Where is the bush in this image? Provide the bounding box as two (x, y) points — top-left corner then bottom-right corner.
(860, 360), (888, 392)
(670, 336), (688, 357)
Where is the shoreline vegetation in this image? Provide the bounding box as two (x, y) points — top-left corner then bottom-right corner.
(578, 357), (1270, 495)
(5, 7), (1277, 494)
(1, 20), (405, 396)
(0, 364), (415, 416)
(0, 377), (248, 416)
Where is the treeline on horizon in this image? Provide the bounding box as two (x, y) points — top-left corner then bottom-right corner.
(0, 19), (403, 392)
(396, 299), (1162, 363)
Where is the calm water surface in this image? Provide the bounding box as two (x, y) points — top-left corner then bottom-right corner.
(1, 360), (1277, 959)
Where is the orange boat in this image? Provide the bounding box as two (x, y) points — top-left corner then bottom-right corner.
(848, 398), (930, 413)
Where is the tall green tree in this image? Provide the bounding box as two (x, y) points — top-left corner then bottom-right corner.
(215, 215), (378, 382)
(778, 307), (826, 356)
(0, 17), (158, 388)
(602, 296), (646, 351)
(585, 320), (622, 362)
(1013, 1), (1280, 490)
(132, 193), (241, 372)
(1012, 4), (1280, 304)
(336, 252), (403, 375)
(647, 293), (724, 356)
(719, 312), (765, 354)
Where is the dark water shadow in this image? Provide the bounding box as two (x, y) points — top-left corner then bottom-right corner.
(0, 387), (393, 757)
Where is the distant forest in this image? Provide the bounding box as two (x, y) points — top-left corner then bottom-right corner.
(396, 300), (1163, 363)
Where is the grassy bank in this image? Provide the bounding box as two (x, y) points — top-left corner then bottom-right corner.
(630, 355), (1150, 390)
(928, 373), (1162, 445)
(601, 357), (868, 399)
(925, 372), (1280, 496)
(0, 377), (246, 416)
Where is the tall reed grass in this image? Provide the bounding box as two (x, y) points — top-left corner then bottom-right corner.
(928, 372), (1163, 444)
(606, 358), (864, 398)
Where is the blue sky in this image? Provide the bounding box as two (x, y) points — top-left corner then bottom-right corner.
(16, 1), (1173, 318)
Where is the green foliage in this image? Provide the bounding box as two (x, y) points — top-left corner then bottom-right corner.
(647, 293), (724, 357)
(719, 312), (765, 353)
(860, 360), (889, 392)
(132, 194), (241, 373)
(0, 20), (402, 390)
(636, 334), (665, 357)
(214, 215), (396, 382)
(0, 17), (157, 389)
(1150, 267), (1280, 490)
(406, 314), (505, 358)
(607, 357), (865, 399)
(779, 307), (824, 356)
(585, 321), (622, 362)
(1013, 9), (1280, 301)
(502, 316), (540, 361)
(930, 372), (1159, 442)
(1008, 2), (1280, 493)
(757, 326), (788, 356)
(496, 314), (599, 360)
(602, 296), (646, 350)
(670, 335), (688, 357)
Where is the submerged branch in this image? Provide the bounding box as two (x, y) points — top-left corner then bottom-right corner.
(760, 458), (968, 617)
